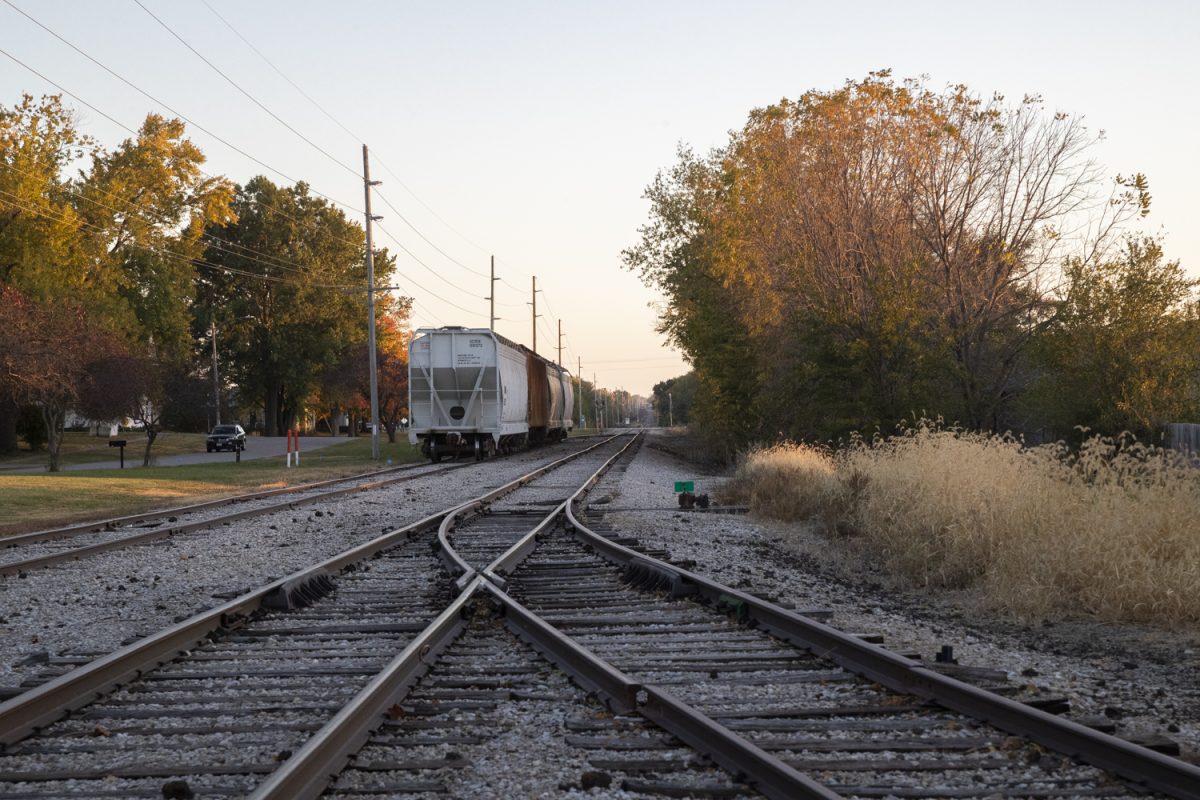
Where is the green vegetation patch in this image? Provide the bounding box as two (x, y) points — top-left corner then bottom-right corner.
(0, 437), (423, 536)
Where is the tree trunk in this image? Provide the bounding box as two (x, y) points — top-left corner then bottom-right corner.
(142, 428), (157, 467)
(385, 422), (397, 443)
(41, 404), (64, 473)
(265, 381), (281, 437)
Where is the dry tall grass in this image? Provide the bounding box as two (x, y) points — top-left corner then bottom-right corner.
(728, 425), (1200, 625)
(719, 442), (843, 528)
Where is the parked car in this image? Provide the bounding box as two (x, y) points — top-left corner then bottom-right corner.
(206, 424), (246, 452)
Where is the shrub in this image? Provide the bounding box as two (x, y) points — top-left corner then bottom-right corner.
(719, 442), (844, 530)
(16, 404), (45, 451)
(736, 423), (1200, 625)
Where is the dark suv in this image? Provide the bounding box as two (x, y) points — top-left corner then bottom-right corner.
(206, 424), (246, 452)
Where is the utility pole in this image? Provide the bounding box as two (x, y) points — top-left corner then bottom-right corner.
(577, 356), (583, 429)
(362, 144), (382, 461)
(487, 255), (498, 331)
(669, 391), (674, 428)
(530, 276), (541, 353)
(210, 320), (220, 426)
(556, 320), (563, 367)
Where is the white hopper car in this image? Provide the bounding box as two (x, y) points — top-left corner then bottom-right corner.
(407, 327), (574, 461)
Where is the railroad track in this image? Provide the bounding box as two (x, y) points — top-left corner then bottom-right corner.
(2, 429), (1198, 799)
(0, 434), (662, 798)
(0, 437), (607, 577)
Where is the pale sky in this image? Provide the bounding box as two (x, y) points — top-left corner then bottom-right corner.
(2, 1), (1196, 395)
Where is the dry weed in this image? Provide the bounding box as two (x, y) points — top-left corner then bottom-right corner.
(737, 423), (1200, 625)
(720, 443), (844, 530)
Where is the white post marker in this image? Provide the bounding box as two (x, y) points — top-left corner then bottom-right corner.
(286, 430), (293, 468)
(295, 430), (300, 466)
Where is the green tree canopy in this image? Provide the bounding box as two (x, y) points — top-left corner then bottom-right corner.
(198, 176), (396, 436)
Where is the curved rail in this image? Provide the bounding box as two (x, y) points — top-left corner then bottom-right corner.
(251, 429), (827, 800)
(435, 433), (628, 590)
(558, 495), (1200, 799)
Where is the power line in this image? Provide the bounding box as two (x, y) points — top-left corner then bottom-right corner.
(373, 221), (487, 301)
(0, 187), (358, 290)
(132, 0), (361, 180)
(158, 0), (512, 316)
(198, 0), (359, 144)
(372, 190), (489, 278)
(196, 0), (494, 258)
(0, 9), (364, 220)
(0, 160), (329, 280)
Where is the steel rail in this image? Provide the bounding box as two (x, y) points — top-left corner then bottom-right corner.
(480, 581), (841, 800)
(252, 434), (636, 799)
(0, 443), (614, 747)
(1, 458), (448, 547)
(0, 509), (441, 747)
(247, 577), (481, 800)
(436, 433), (628, 591)
(562, 500), (1200, 799)
(0, 462), (472, 577)
(483, 432), (643, 587)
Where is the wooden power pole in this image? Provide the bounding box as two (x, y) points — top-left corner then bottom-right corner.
(362, 144), (381, 461)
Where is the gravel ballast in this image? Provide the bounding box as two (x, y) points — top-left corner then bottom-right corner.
(0, 442), (594, 690)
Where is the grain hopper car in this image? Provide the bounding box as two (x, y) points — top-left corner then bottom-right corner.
(407, 327), (573, 461)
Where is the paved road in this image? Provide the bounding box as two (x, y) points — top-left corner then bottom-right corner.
(0, 436), (347, 473)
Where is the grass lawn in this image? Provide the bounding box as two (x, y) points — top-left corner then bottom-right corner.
(0, 437), (425, 537)
(0, 431), (211, 469)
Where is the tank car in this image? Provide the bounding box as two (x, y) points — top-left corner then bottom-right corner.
(407, 326), (573, 461)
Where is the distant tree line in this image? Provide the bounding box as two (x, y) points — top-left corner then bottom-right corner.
(0, 94), (411, 470)
(625, 73), (1198, 456)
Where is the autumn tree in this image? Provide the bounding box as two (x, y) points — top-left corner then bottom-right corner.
(0, 94), (93, 452)
(0, 287), (125, 470)
(77, 114), (234, 362)
(902, 88), (1149, 428)
(627, 73), (1166, 450)
(375, 298), (413, 442)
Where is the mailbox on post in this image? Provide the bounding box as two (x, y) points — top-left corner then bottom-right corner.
(108, 439), (127, 469)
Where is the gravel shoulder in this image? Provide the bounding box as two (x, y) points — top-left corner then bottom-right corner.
(604, 430), (1200, 765)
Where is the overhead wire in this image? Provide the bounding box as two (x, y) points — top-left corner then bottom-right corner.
(196, 0), (494, 258)
(0, 160), (336, 281)
(372, 223), (489, 318)
(177, 2), (562, 335)
(4, 4), (545, 340)
(0, 187), (359, 290)
(132, 0), (361, 180)
(0, 14), (373, 271)
(125, 2), (494, 323)
(0, 1), (364, 217)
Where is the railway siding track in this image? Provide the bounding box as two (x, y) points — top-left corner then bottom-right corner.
(479, 467), (1200, 798)
(0, 434), (693, 799)
(0, 460), (469, 577)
